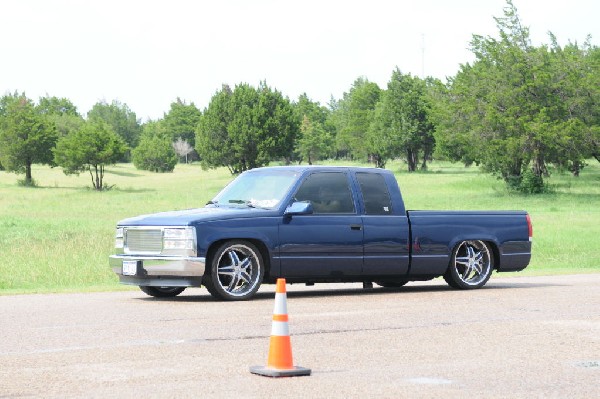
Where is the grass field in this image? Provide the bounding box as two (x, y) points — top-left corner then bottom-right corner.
(1, 160), (599, 294)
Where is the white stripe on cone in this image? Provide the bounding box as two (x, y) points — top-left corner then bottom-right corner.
(273, 293), (287, 315)
(270, 321), (290, 336)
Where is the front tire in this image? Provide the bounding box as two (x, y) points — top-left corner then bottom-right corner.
(203, 240), (264, 301)
(375, 280), (408, 288)
(139, 286), (186, 298)
(444, 240), (493, 289)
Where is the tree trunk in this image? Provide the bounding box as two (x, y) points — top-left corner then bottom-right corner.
(570, 160), (581, 177)
(88, 166), (96, 190)
(100, 164), (105, 189)
(92, 164), (103, 191)
(407, 149), (417, 172)
(532, 155), (549, 178)
(25, 161), (33, 185)
(421, 149), (431, 170)
(371, 154), (385, 169)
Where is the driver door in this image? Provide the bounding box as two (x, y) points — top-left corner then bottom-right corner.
(278, 171), (363, 278)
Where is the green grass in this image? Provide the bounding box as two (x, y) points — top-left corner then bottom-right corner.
(1, 160), (599, 294)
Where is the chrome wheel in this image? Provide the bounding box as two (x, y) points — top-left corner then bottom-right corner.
(444, 240), (493, 289)
(204, 240), (264, 300)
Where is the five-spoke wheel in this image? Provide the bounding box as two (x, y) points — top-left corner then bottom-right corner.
(444, 240), (493, 289)
(203, 240), (264, 300)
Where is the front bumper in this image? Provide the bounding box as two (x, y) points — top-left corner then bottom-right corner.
(109, 254), (206, 287)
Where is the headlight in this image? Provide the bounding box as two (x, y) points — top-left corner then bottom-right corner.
(115, 227), (124, 249)
(163, 227), (196, 255)
(163, 228), (194, 240)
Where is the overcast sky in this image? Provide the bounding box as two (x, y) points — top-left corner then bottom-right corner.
(1, 0), (598, 121)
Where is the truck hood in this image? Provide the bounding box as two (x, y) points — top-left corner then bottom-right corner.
(117, 206), (274, 226)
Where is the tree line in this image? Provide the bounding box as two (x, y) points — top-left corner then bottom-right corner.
(0, 1), (598, 192)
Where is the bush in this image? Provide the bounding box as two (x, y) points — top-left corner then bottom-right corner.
(17, 177), (37, 187)
(518, 169), (548, 194)
(506, 169), (550, 194)
(132, 135), (178, 173)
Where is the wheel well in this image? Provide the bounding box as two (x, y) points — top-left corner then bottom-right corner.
(205, 238), (271, 277)
(486, 241), (501, 271)
(449, 240), (500, 271)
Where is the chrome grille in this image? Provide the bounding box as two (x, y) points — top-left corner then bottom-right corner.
(125, 228), (162, 253)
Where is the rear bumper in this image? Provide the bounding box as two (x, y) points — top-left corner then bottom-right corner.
(498, 241), (532, 272)
(109, 254), (206, 287)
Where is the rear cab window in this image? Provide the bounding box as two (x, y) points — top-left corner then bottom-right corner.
(356, 172), (393, 215)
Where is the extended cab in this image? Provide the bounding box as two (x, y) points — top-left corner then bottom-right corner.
(109, 166), (533, 300)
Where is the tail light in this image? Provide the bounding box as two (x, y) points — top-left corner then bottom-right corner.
(526, 214), (533, 241)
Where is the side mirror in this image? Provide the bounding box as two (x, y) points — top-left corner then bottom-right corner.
(284, 201), (313, 216)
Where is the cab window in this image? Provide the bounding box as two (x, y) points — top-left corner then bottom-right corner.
(294, 172), (355, 214)
(356, 172), (392, 215)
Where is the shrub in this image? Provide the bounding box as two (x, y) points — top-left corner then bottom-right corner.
(132, 135), (178, 173)
(506, 169), (551, 194)
(17, 177), (37, 187)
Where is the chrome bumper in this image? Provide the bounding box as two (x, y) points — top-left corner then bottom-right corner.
(109, 254), (206, 286)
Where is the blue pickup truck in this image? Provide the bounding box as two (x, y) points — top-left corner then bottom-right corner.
(109, 166), (533, 300)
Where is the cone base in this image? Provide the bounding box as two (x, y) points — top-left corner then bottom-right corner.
(249, 365), (311, 378)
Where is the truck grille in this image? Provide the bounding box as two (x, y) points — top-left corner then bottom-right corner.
(125, 228), (163, 253)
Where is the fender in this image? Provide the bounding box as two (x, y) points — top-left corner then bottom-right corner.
(196, 221), (278, 275)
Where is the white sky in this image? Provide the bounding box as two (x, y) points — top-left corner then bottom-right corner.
(1, 0), (598, 121)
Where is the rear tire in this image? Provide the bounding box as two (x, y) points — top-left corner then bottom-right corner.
(444, 240), (493, 289)
(139, 286), (186, 298)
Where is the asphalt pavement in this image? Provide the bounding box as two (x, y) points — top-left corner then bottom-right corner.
(1, 274), (598, 398)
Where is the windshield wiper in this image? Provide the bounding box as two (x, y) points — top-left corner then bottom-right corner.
(206, 200), (219, 206)
(228, 199), (255, 208)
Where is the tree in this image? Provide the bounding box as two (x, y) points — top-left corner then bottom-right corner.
(367, 69), (435, 170)
(543, 36), (600, 175)
(332, 77), (381, 160)
(254, 81), (298, 167)
(162, 98), (201, 148)
(87, 100), (141, 151)
(37, 95), (83, 138)
(293, 94), (334, 163)
(589, 46), (600, 163)
(295, 93), (330, 127)
(297, 115), (333, 164)
(53, 120), (127, 190)
(196, 82), (299, 173)
(0, 93), (57, 186)
(132, 123), (178, 173)
(366, 101), (399, 169)
(196, 85), (236, 172)
(37, 96), (79, 117)
(172, 137), (194, 163)
(432, 0), (599, 192)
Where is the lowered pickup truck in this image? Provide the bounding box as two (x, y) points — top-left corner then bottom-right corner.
(109, 166), (532, 300)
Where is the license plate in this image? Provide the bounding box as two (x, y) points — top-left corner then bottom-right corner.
(122, 260), (138, 276)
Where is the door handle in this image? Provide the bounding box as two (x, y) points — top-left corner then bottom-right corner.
(350, 224), (362, 231)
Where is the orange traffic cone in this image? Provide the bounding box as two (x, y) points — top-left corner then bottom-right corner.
(250, 278), (311, 377)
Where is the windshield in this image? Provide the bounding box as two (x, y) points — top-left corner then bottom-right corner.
(211, 170), (299, 209)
